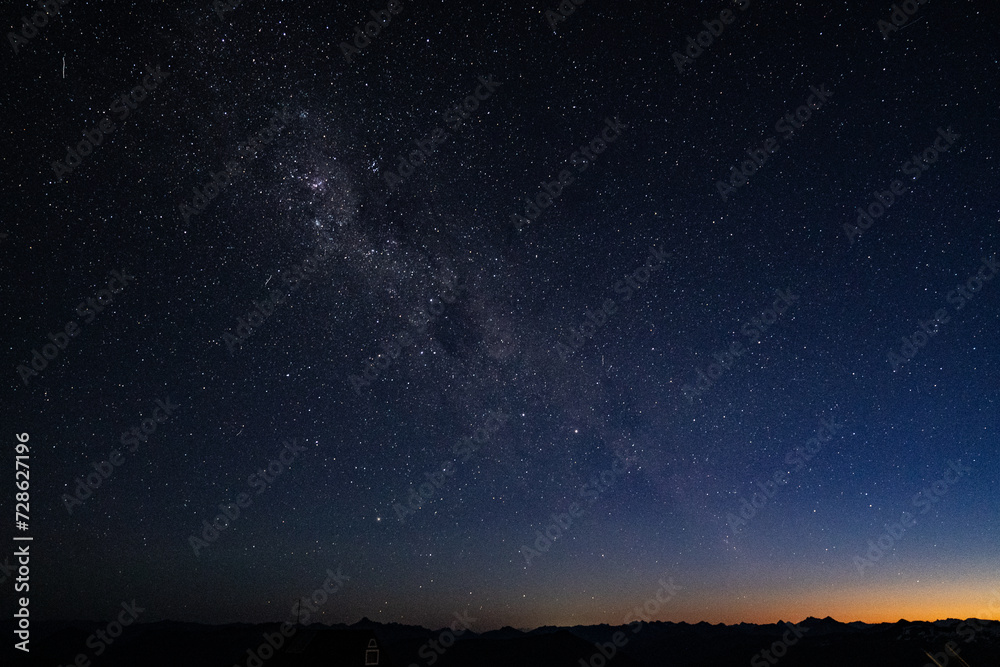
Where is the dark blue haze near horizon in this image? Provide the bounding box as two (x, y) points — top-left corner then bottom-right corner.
(1, 0), (998, 635)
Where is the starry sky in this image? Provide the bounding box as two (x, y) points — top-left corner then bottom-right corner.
(2, 0), (998, 632)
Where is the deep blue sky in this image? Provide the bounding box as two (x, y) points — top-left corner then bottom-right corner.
(2, 0), (998, 630)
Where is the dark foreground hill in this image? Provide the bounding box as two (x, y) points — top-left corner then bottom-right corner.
(7, 615), (998, 666)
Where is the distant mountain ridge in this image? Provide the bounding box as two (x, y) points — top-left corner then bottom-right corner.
(8, 615), (997, 667)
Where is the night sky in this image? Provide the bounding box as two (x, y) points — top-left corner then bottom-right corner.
(3, 0), (999, 633)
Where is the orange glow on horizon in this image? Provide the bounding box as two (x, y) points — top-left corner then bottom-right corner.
(509, 576), (1000, 630)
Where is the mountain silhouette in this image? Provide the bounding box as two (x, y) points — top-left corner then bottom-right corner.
(7, 616), (996, 667)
